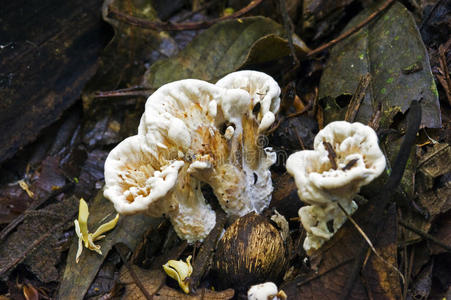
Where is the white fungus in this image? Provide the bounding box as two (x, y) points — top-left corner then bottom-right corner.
(286, 121), (386, 253)
(104, 71), (281, 242)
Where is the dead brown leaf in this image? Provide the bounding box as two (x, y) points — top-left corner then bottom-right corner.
(0, 196), (78, 282)
(281, 203), (402, 299)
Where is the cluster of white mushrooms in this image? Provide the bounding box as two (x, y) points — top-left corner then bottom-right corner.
(103, 71), (280, 243)
(103, 70), (386, 254)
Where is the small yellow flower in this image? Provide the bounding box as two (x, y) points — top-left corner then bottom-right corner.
(74, 198), (119, 263)
(162, 255), (193, 294)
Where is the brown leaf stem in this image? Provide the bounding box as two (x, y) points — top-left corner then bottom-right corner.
(399, 219), (451, 252)
(107, 0), (263, 31)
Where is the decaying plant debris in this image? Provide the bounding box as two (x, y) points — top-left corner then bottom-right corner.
(0, 0), (450, 299)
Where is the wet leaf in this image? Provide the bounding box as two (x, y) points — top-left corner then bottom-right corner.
(430, 211), (451, 255)
(0, 196), (78, 282)
(143, 16), (308, 88)
(319, 2), (441, 128)
(243, 34), (310, 66)
(58, 191), (160, 300)
(0, 0), (104, 163)
(281, 203), (401, 299)
(119, 266), (235, 299)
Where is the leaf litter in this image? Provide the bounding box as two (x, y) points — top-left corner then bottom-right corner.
(0, 0), (450, 299)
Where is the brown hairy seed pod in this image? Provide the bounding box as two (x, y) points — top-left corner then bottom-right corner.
(212, 212), (287, 293)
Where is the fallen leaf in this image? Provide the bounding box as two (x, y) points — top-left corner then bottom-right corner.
(119, 265), (235, 299)
(318, 2), (441, 129)
(242, 34), (310, 67)
(143, 16), (307, 89)
(281, 203), (402, 299)
(0, 196), (78, 282)
(58, 190), (160, 300)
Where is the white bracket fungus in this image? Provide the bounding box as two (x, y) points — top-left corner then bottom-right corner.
(104, 71), (280, 243)
(286, 121), (386, 253)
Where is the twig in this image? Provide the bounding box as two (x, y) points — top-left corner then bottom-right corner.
(279, 0), (299, 69)
(438, 42), (451, 105)
(368, 102), (382, 131)
(399, 219), (451, 252)
(115, 244), (153, 300)
(307, 0), (396, 57)
(94, 86), (154, 99)
(107, 0), (263, 31)
(345, 73), (371, 122)
(0, 183), (74, 241)
(323, 141), (337, 170)
(340, 100), (422, 300)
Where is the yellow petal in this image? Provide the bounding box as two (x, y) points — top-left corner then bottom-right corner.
(78, 198), (90, 237)
(75, 234), (83, 263)
(162, 255), (192, 294)
(91, 214), (119, 240)
(74, 220), (82, 239)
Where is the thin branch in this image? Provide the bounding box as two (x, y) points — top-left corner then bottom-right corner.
(399, 219), (451, 252)
(107, 0), (263, 31)
(307, 0), (396, 57)
(94, 86), (154, 99)
(279, 0), (299, 68)
(345, 73), (371, 122)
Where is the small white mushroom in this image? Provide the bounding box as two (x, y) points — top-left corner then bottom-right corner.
(247, 282), (287, 300)
(286, 121), (386, 253)
(104, 71), (281, 243)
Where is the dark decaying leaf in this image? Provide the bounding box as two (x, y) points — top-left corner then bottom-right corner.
(0, 0), (105, 163)
(302, 0), (355, 40)
(143, 16), (309, 89)
(243, 34), (310, 67)
(0, 196), (78, 282)
(81, 0), (178, 146)
(319, 2), (441, 129)
(119, 266), (235, 299)
(281, 203), (401, 299)
(58, 191), (160, 300)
